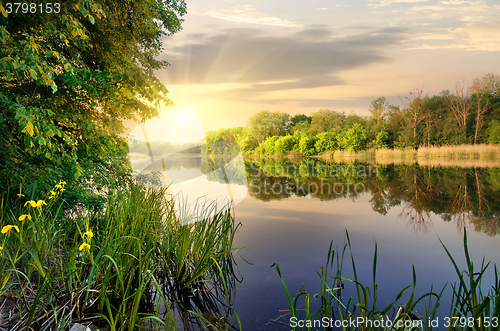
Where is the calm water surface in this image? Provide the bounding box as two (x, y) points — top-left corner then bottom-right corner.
(136, 155), (500, 330)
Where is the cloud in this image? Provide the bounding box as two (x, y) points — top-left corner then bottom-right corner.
(204, 5), (303, 27)
(161, 26), (408, 100)
(316, 7), (328, 11)
(406, 17), (500, 51)
(369, 0), (431, 7)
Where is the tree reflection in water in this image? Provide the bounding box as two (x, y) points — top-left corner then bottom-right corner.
(204, 157), (500, 237)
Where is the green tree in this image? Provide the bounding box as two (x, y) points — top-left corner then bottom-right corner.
(369, 97), (388, 129)
(0, 0), (186, 205)
(338, 123), (367, 151)
(309, 109), (345, 135)
(275, 135), (298, 155)
(299, 136), (318, 156)
(247, 110), (292, 143)
(315, 132), (337, 154)
(370, 126), (389, 149)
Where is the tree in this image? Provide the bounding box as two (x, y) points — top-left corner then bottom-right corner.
(247, 110), (292, 143)
(371, 126), (389, 149)
(369, 97), (389, 129)
(309, 109), (345, 135)
(299, 136), (318, 156)
(338, 123), (367, 151)
(449, 80), (471, 143)
(401, 86), (428, 147)
(275, 135), (298, 155)
(0, 0), (187, 205)
(315, 132), (337, 154)
(471, 74), (499, 144)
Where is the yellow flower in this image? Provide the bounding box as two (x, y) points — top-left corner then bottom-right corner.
(0, 245), (3, 254)
(55, 184), (62, 189)
(83, 230), (93, 239)
(17, 193), (25, 198)
(79, 243), (90, 251)
(18, 214), (32, 221)
(24, 200), (37, 208)
(35, 200), (47, 208)
(2, 225), (20, 234)
(49, 190), (56, 196)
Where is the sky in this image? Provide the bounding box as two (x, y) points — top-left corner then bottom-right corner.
(149, 0), (500, 136)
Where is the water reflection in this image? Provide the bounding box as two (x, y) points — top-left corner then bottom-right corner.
(239, 158), (500, 236)
(142, 257), (241, 331)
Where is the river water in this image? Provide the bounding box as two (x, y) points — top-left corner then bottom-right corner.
(135, 154), (500, 330)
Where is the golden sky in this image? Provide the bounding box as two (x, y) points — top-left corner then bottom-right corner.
(146, 0), (500, 136)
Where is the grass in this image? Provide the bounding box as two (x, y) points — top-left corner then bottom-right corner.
(0, 181), (240, 330)
(274, 229), (500, 331)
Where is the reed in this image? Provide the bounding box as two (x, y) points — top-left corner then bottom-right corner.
(274, 229), (499, 331)
(0, 182), (240, 330)
(417, 144), (500, 159)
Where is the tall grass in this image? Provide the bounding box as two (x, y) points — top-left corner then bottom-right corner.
(417, 144), (500, 159)
(0, 182), (240, 330)
(274, 229), (499, 331)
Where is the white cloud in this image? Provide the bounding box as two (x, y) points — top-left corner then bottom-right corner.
(369, 0), (431, 7)
(205, 5), (303, 27)
(406, 18), (500, 51)
(316, 7), (328, 10)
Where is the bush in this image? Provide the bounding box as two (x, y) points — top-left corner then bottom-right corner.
(486, 120), (500, 144)
(274, 135), (297, 155)
(338, 123), (367, 151)
(315, 132), (338, 153)
(299, 136), (318, 156)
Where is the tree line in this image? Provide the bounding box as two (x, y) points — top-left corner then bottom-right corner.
(205, 74), (500, 156)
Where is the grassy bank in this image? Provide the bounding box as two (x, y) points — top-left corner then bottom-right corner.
(0, 182), (240, 330)
(274, 230), (500, 331)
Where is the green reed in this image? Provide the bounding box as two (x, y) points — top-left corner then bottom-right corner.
(274, 229), (499, 331)
(0, 182), (240, 330)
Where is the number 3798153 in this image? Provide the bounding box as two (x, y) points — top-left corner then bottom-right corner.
(4, 3), (60, 14)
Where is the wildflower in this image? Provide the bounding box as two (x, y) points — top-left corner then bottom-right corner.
(18, 214), (32, 221)
(0, 245), (3, 254)
(83, 230), (93, 239)
(79, 243), (90, 251)
(2, 225), (20, 234)
(17, 193), (25, 198)
(34, 200), (46, 210)
(24, 200), (37, 208)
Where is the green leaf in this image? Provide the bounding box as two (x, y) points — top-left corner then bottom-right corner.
(46, 50), (53, 57)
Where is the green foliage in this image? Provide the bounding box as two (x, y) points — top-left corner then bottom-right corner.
(261, 136), (280, 155)
(309, 109), (345, 135)
(299, 136), (318, 156)
(314, 132), (337, 154)
(371, 126), (389, 149)
(0, 0), (186, 207)
(0, 183), (239, 330)
(338, 123), (367, 151)
(485, 120), (500, 144)
(275, 135), (299, 155)
(247, 110), (292, 143)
